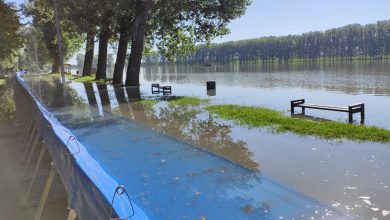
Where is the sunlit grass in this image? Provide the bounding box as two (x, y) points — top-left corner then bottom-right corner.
(0, 79), (5, 86)
(168, 97), (209, 106)
(206, 105), (390, 143)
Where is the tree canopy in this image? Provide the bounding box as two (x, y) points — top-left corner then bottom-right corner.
(0, 0), (23, 71)
(24, 0), (83, 72)
(23, 0), (251, 84)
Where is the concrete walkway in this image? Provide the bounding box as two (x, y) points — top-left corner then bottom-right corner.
(0, 121), (68, 220)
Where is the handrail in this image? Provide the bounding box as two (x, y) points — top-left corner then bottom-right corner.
(109, 185), (135, 220)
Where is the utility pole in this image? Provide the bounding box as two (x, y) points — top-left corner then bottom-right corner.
(53, 0), (65, 82)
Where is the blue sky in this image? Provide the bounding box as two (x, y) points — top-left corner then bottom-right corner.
(214, 0), (390, 42)
(11, 0), (390, 43)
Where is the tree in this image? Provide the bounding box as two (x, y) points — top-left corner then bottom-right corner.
(24, 0), (83, 73)
(59, 0), (100, 76)
(112, 0), (135, 84)
(0, 0), (23, 72)
(124, 0), (252, 86)
(18, 26), (51, 71)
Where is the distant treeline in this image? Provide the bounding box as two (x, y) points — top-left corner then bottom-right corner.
(145, 20), (390, 64)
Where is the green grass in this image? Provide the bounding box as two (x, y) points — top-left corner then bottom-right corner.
(0, 79), (5, 86)
(0, 84), (15, 122)
(206, 105), (390, 143)
(168, 97), (209, 106)
(136, 99), (159, 108)
(49, 73), (109, 83)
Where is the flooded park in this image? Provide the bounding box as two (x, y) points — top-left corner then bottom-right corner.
(2, 0), (390, 219)
(21, 61), (390, 219)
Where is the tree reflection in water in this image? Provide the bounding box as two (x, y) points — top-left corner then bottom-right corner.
(109, 85), (260, 171)
(27, 76), (260, 172)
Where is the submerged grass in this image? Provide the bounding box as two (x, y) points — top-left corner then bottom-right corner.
(136, 99), (159, 108)
(206, 105), (390, 143)
(168, 97), (209, 106)
(49, 73), (108, 83)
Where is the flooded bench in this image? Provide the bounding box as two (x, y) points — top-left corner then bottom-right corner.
(291, 99), (365, 124)
(151, 83), (172, 95)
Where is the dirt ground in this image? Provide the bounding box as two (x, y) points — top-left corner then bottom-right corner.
(0, 121), (68, 220)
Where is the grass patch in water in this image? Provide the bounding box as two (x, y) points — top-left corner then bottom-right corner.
(168, 97), (209, 106)
(136, 99), (159, 108)
(49, 73), (109, 83)
(206, 105), (390, 143)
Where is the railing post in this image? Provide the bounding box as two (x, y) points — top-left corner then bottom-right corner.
(33, 163), (56, 220)
(290, 101), (295, 114)
(23, 146), (46, 205)
(348, 106), (353, 123)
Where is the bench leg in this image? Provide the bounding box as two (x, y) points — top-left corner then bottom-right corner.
(302, 107), (305, 115)
(348, 112), (353, 123)
(361, 110), (365, 125)
(291, 105), (294, 114)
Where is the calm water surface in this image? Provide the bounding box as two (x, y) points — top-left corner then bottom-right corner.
(25, 62), (390, 219)
(139, 62), (390, 128)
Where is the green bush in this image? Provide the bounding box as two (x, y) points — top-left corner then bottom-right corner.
(0, 82), (15, 122)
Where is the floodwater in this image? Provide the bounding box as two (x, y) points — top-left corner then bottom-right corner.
(24, 61), (390, 219)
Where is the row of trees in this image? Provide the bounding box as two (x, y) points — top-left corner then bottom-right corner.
(0, 0), (24, 74)
(146, 20), (390, 64)
(25, 0), (251, 86)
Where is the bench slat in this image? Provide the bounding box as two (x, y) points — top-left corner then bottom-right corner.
(297, 103), (349, 112)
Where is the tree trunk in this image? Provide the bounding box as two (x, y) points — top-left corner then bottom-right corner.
(96, 26), (109, 80)
(125, 4), (148, 86)
(82, 32), (95, 76)
(113, 26), (130, 84)
(51, 60), (60, 73)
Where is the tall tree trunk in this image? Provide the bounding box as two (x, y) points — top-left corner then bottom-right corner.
(125, 4), (148, 86)
(82, 32), (95, 76)
(51, 60), (60, 73)
(113, 26), (130, 84)
(96, 25), (109, 80)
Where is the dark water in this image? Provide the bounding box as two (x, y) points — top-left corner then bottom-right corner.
(24, 61), (390, 219)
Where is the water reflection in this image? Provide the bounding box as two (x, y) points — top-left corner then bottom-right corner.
(142, 61), (390, 98)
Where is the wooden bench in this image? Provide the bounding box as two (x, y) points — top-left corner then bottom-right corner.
(151, 83), (172, 95)
(291, 99), (365, 124)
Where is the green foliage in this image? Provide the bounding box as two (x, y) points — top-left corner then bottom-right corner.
(0, 83), (15, 122)
(0, 0), (23, 70)
(18, 26), (51, 71)
(146, 20), (390, 64)
(24, 0), (83, 70)
(206, 105), (390, 143)
(149, 0), (251, 61)
(168, 97), (209, 106)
